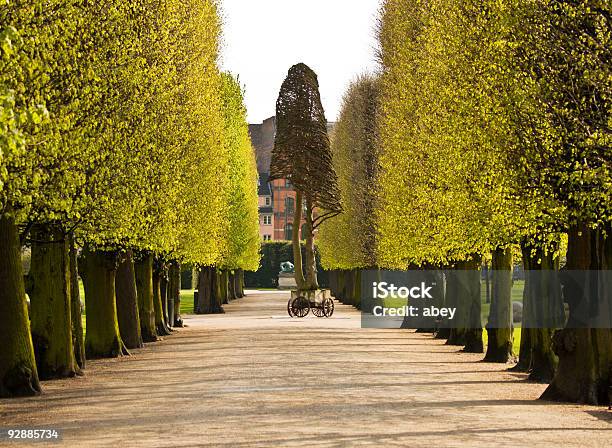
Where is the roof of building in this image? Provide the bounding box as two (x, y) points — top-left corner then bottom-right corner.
(258, 172), (271, 196)
(258, 206), (273, 214)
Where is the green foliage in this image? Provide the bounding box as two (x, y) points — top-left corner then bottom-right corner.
(216, 73), (261, 271)
(318, 75), (380, 269)
(374, 0), (611, 267)
(2, 1), (261, 268)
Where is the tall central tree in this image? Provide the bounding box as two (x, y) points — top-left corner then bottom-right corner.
(269, 63), (342, 290)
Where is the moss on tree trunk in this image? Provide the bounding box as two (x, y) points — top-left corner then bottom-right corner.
(29, 224), (79, 379)
(115, 250), (143, 349)
(82, 249), (124, 359)
(69, 234), (85, 370)
(0, 212), (41, 398)
(484, 247), (514, 363)
(134, 253), (157, 342)
(541, 222), (612, 405)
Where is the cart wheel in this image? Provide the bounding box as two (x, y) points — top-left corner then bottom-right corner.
(291, 296), (310, 318)
(312, 306), (325, 317)
(287, 298), (294, 317)
(323, 298), (335, 317)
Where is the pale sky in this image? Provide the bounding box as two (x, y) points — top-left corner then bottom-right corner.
(219, 0), (382, 124)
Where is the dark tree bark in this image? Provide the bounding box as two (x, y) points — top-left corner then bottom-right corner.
(161, 275), (169, 325)
(446, 265), (467, 346)
(352, 269), (362, 310)
(541, 222), (612, 405)
(115, 250), (143, 349)
(220, 270), (230, 304)
(484, 261), (491, 304)
(484, 247), (514, 363)
(0, 212), (41, 397)
(197, 266), (224, 314)
(153, 260), (171, 336)
(29, 224), (80, 379)
(520, 240), (563, 382)
(167, 261), (180, 327)
(304, 200), (319, 290)
(292, 191), (306, 290)
(134, 253), (157, 342)
(463, 259), (483, 353)
(81, 249), (126, 358)
(511, 246), (535, 372)
(433, 270), (449, 339)
(228, 271), (237, 301)
(447, 259), (483, 351)
(69, 234), (85, 370)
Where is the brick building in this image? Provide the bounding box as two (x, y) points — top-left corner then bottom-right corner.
(250, 116), (334, 241)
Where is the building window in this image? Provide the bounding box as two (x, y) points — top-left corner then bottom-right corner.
(285, 179), (292, 188)
(263, 234), (272, 241)
(285, 196), (294, 213)
(263, 215), (272, 225)
(284, 223), (293, 240)
(265, 196), (271, 206)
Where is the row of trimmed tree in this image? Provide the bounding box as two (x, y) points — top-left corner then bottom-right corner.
(318, 0), (610, 405)
(0, 1), (260, 398)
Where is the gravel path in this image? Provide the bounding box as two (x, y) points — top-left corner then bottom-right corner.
(1, 290), (610, 447)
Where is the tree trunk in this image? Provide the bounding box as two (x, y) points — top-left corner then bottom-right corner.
(69, 234), (85, 369)
(541, 222), (612, 405)
(521, 239), (563, 382)
(344, 270), (355, 306)
(463, 258), (483, 353)
(234, 270), (243, 298)
(197, 266), (224, 314)
(0, 212), (41, 397)
(433, 270), (449, 339)
(153, 261), (171, 336)
(161, 274), (170, 326)
(352, 269), (362, 310)
(446, 265), (467, 346)
(220, 269), (230, 304)
(173, 263), (184, 327)
(238, 269), (245, 297)
(115, 250), (143, 349)
(213, 268), (226, 313)
(292, 191), (306, 290)
(82, 249), (125, 358)
(134, 253), (157, 342)
(484, 261), (491, 304)
(484, 247), (514, 363)
(29, 224), (79, 379)
(167, 261), (180, 327)
(512, 245), (534, 372)
(304, 199), (318, 290)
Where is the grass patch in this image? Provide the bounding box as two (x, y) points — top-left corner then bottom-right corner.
(180, 289), (195, 315)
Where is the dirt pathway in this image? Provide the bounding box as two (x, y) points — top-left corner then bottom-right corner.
(1, 291), (610, 447)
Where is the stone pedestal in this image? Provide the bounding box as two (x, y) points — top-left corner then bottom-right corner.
(278, 272), (297, 290)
